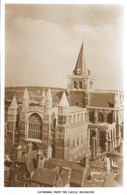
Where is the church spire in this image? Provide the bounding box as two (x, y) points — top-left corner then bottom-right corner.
(73, 41), (88, 76)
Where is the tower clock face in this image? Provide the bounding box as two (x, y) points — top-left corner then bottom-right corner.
(76, 68), (81, 75)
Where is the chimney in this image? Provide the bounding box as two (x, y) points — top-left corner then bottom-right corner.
(103, 157), (110, 173)
(37, 150), (46, 169)
(17, 145), (22, 159)
(27, 142), (33, 153)
(60, 167), (71, 186)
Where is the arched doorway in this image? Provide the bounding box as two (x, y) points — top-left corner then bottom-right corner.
(28, 113), (43, 139)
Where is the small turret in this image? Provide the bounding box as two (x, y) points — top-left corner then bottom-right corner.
(55, 92), (69, 160)
(44, 88), (52, 115)
(23, 88), (29, 108)
(58, 92), (69, 116)
(59, 92), (69, 107)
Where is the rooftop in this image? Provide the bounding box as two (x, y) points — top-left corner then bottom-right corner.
(89, 92), (115, 108)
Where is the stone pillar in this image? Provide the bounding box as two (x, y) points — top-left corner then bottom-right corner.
(116, 124), (121, 145)
(91, 137), (95, 160)
(113, 110), (116, 122)
(105, 131), (108, 152)
(94, 110), (98, 123)
(95, 137), (97, 158)
(108, 140), (111, 152)
(103, 110), (107, 122)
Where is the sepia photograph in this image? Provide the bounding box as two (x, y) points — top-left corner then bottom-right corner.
(2, 1), (125, 192)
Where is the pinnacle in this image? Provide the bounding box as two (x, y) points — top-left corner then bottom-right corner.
(59, 92), (69, 107)
(10, 96), (18, 108)
(45, 88), (52, 102)
(23, 88), (29, 99)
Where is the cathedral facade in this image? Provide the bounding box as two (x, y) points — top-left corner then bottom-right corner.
(6, 41), (124, 165)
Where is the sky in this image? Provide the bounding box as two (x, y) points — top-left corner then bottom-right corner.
(5, 4), (124, 90)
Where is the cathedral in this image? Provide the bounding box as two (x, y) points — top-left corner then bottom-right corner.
(6, 40), (124, 167)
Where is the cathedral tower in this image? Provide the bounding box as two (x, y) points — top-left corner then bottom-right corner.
(67, 40), (95, 107)
(55, 92), (70, 160)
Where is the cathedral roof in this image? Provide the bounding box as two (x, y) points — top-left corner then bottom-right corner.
(59, 92), (69, 107)
(73, 41), (89, 76)
(23, 88), (29, 99)
(9, 96), (18, 108)
(89, 92), (115, 108)
(31, 167), (60, 186)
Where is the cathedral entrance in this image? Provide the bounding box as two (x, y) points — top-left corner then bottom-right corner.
(28, 113), (43, 140)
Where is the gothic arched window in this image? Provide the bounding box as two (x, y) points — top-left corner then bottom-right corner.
(79, 81), (82, 89)
(107, 113), (112, 124)
(98, 112), (104, 122)
(28, 113), (42, 139)
(74, 81), (77, 89)
(89, 111), (94, 123)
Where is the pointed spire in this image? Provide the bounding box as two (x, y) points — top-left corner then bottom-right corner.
(23, 88), (29, 99)
(73, 41), (88, 75)
(45, 88), (52, 103)
(59, 92), (69, 107)
(10, 96), (18, 109)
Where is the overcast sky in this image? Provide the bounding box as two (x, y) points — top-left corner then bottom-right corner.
(5, 4), (124, 90)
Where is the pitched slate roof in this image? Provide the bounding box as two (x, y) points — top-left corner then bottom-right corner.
(89, 92), (115, 108)
(44, 158), (85, 186)
(31, 167), (60, 186)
